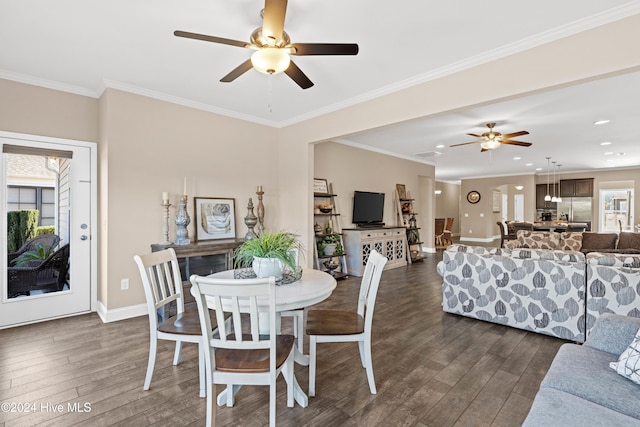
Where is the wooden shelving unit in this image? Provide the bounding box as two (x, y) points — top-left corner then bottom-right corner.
(395, 188), (424, 263)
(313, 183), (348, 280)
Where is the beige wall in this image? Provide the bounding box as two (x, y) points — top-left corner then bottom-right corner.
(0, 79), (98, 142)
(99, 89), (280, 309)
(1, 13), (639, 317)
(314, 142), (435, 247)
(460, 175), (537, 241)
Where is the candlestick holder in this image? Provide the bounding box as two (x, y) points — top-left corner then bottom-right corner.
(174, 195), (191, 246)
(256, 188), (265, 235)
(161, 201), (172, 245)
(244, 198), (258, 240)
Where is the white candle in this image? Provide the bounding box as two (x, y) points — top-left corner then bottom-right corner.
(183, 177), (187, 195)
(257, 185), (263, 192)
(162, 192), (169, 203)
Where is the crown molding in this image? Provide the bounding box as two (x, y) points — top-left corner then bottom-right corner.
(333, 138), (436, 167)
(0, 70), (99, 98)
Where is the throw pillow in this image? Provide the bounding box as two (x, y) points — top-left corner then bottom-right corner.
(617, 232), (640, 250)
(610, 327), (640, 385)
(581, 233), (618, 252)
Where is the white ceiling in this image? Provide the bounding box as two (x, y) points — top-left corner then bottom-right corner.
(1, 1), (639, 181)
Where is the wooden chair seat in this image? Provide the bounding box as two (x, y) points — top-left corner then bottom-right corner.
(158, 308), (215, 335)
(215, 335), (295, 373)
(306, 310), (364, 336)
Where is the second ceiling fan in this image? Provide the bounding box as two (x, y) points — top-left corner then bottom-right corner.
(174, 0), (359, 89)
(451, 123), (532, 152)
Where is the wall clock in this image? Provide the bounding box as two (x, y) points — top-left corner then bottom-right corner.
(467, 191), (481, 204)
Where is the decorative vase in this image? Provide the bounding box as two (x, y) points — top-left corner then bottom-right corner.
(323, 243), (337, 256)
(252, 257), (283, 279)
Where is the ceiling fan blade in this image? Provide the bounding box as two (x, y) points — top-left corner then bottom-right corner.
(174, 30), (250, 48)
(501, 140), (532, 147)
(262, 0), (287, 43)
(466, 133), (483, 138)
(289, 43), (359, 56)
(501, 130), (530, 139)
(284, 60), (313, 89)
(220, 59), (254, 83)
(450, 141), (480, 147)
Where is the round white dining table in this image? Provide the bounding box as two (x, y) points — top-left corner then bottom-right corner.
(205, 268), (337, 408)
(207, 268), (337, 312)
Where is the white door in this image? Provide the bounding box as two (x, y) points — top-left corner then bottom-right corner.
(1, 133), (96, 328)
(501, 194), (508, 225)
(514, 194), (524, 222)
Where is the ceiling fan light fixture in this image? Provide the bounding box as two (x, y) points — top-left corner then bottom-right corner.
(481, 140), (501, 150)
(251, 48), (290, 75)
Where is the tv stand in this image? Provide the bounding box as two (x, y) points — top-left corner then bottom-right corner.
(342, 227), (407, 276)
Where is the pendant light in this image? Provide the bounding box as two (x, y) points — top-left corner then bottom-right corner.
(544, 157), (551, 201)
(551, 161), (558, 202)
(556, 164), (563, 203)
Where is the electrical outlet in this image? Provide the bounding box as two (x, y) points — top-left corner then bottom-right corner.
(121, 278), (129, 290)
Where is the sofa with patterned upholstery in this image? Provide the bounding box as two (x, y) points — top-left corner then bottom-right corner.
(437, 244), (587, 342)
(508, 230), (640, 254)
(438, 241), (640, 342)
(585, 252), (640, 337)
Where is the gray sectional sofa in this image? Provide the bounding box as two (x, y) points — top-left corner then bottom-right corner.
(523, 313), (640, 426)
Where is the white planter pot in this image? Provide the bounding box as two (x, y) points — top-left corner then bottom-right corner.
(323, 243), (337, 256)
(252, 257), (283, 279)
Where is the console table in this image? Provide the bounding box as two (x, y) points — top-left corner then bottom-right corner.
(151, 239), (245, 278)
(342, 227), (407, 276)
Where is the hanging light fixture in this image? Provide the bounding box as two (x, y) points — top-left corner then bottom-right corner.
(556, 164), (563, 203)
(544, 157), (551, 201)
(551, 161), (558, 202)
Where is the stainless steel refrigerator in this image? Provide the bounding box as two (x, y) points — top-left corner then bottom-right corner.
(557, 197), (592, 230)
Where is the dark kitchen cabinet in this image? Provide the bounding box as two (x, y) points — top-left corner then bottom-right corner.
(560, 179), (593, 197)
(536, 184), (558, 209)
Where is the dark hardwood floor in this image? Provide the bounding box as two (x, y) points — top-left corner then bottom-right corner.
(0, 247), (565, 426)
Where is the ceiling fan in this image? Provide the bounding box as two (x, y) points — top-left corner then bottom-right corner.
(450, 123), (532, 152)
(174, 0), (359, 89)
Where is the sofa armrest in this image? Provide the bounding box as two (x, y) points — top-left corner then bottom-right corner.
(585, 313), (640, 356)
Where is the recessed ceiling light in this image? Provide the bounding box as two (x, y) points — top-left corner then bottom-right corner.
(600, 141), (612, 146)
(526, 163), (533, 166)
(436, 144), (445, 148)
(535, 167), (542, 171)
(594, 119), (610, 125)
(604, 152), (614, 155)
(513, 157), (521, 160)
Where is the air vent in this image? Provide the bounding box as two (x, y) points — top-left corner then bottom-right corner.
(415, 151), (442, 158)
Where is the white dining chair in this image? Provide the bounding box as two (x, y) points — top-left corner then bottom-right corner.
(306, 249), (387, 396)
(133, 248), (213, 398)
(190, 274), (296, 427)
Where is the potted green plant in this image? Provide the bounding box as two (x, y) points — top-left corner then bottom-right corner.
(11, 242), (55, 267)
(234, 231), (301, 279)
(318, 233), (343, 256)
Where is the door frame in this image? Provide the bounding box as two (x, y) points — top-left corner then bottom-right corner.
(1, 130), (97, 327)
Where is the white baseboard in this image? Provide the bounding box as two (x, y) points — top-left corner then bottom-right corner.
(97, 300), (147, 323)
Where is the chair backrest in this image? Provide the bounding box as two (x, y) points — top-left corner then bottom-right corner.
(444, 217), (454, 232)
(357, 250), (388, 333)
(40, 243), (70, 287)
(496, 222), (506, 247)
(134, 248), (185, 330)
(435, 218), (445, 235)
(190, 275), (277, 374)
(9, 234), (61, 263)
(512, 222), (534, 232)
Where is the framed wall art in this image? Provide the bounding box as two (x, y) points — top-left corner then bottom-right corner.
(314, 178), (329, 195)
(194, 197), (236, 241)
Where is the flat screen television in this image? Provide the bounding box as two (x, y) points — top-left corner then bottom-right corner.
(352, 191), (385, 226)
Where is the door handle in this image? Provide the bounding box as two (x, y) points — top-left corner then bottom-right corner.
(81, 235), (89, 241)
